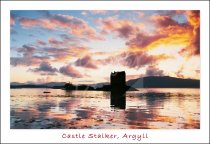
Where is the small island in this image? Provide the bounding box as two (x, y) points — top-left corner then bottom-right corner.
(63, 71), (138, 91)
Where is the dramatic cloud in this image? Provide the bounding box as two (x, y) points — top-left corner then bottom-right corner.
(151, 15), (179, 27)
(123, 52), (171, 69)
(11, 56), (49, 67)
(17, 44), (36, 56)
(29, 62), (57, 75)
(145, 65), (164, 77)
(120, 52), (155, 68)
(10, 45), (50, 66)
(59, 64), (83, 78)
(98, 17), (144, 38)
(179, 10), (200, 56)
(47, 36), (84, 48)
(151, 11), (200, 57)
(19, 14), (103, 40)
(117, 25), (137, 38)
(10, 43), (90, 67)
(126, 33), (166, 49)
(186, 10), (200, 28)
(75, 55), (98, 69)
(43, 46), (89, 62)
(10, 10), (200, 82)
(97, 51), (171, 69)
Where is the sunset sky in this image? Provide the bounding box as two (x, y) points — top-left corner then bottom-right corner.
(10, 10), (200, 84)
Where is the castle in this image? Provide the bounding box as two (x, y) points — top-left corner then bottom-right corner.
(110, 71), (126, 91)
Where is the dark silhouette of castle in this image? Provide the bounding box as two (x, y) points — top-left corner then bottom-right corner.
(110, 71), (126, 91)
(110, 71), (126, 109)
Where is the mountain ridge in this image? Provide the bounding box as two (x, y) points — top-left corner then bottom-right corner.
(10, 76), (200, 89)
(126, 76), (200, 88)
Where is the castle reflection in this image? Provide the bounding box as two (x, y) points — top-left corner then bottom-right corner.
(110, 71), (126, 109)
(110, 91), (126, 109)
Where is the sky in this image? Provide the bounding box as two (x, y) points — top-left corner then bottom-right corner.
(10, 10), (200, 84)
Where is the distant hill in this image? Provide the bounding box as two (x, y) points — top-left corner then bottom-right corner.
(10, 84), (49, 89)
(127, 76), (200, 88)
(43, 82), (66, 87)
(10, 82), (25, 86)
(10, 81), (109, 89)
(10, 76), (200, 89)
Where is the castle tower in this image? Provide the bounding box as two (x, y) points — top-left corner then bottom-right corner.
(110, 71), (126, 91)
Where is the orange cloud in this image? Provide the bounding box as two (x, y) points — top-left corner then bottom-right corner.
(150, 11), (200, 57)
(179, 10), (200, 56)
(186, 10), (200, 29)
(145, 33), (191, 51)
(126, 33), (167, 50)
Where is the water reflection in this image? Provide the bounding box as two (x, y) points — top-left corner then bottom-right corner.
(110, 91), (126, 109)
(10, 88), (200, 129)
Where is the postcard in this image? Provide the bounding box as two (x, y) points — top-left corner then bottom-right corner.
(1, 1), (209, 143)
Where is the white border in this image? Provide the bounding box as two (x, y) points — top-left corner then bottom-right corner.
(1, 1), (209, 143)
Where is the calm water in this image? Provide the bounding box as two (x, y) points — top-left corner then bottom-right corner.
(10, 88), (200, 129)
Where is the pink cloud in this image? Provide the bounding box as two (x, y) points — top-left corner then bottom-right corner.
(10, 45), (50, 66)
(36, 39), (46, 46)
(98, 17), (144, 38)
(29, 62), (57, 74)
(19, 14), (104, 40)
(121, 52), (171, 69)
(97, 51), (171, 69)
(126, 33), (166, 49)
(151, 15), (179, 27)
(75, 55), (98, 69)
(120, 52), (155, 69)
(48, 37), (63, 47)
(11, 56), (49, 67)
(59, 64), (83, 78)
